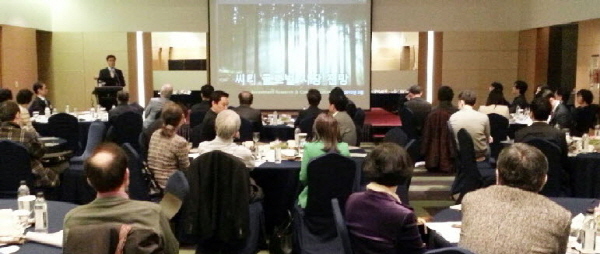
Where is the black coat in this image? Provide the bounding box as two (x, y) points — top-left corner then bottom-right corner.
(98, 67), (126, 87)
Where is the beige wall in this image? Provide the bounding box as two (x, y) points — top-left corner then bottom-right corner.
(0, 25), (38, 96)
(441, 31), (519, 108)
(49, 32), (128, 111)
(576, 19), (600, 96)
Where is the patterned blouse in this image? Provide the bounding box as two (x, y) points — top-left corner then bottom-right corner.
(147, 129), (190, 188)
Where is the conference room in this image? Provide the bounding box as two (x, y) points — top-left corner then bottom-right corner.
(2, 0), (600, 253)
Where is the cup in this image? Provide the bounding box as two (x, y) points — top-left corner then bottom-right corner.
(18, 195), (36, 218)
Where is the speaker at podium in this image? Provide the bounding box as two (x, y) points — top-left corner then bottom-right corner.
(93, 86), (123, 110)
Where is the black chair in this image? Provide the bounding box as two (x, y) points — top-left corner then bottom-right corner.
(488, 113), (509, 163)
(189, 123), (203, 147)
(238, 117), (253, 142)
(299, 115), (317, 141)
(189, 110), (205, 129)
(293, 153), (356, 253)
(524, 138), (569, 197)
(394, 139), (416, 205)
(111, 111), (143, 152)
(0, 140), (34, 198)
(425, 247), (475, 254)
(48, 113), (80, 155)
(383, 127), (409, 147)
(122, 143), (150, 201)
(450, 129), (482, 204)
(399, 107), (417, 139)
(331, 198), (353, 254)
(181, 151), (263, 253)
(70, 121), (106, 166)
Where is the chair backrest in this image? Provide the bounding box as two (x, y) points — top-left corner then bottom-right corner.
(399, 107), (417, 139)
(0, 140), (33, 198)
(80, 121), (106, 159)
(64, 223), (162, 254)
(183, 150), (250, 243)
(160, 171), (190, 219)
(383, 127), (409, 147)
(523, 138), (566, 197)
(450, 129), (482, 203)
(122, 143), (150, 201)
(237, 117), (253, 142)
(189, 110), (206, 129)
(305, 153), (356, 217)
(488, 113), (509, 160)
(331, 198), (353, 254)
(424, 247), (476, 254)
(48, 113), (80, 154)
(113, 112), (143, 151)
(299, 115), (317, 140)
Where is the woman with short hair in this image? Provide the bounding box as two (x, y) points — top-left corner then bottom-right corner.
(345, 143), (424, 254)
(297, 113), (350, 208)
(148, 102), (190, 188)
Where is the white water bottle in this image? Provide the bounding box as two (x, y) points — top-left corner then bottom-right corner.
(17, 181), (30, 210)
(34, 192), (48, 233)
(275, 146), (282, 164)
(582, 209), (596, 252)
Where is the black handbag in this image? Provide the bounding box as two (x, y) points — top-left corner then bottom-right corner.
(269, 210), (293, 254)
(141, 161), (164, 199)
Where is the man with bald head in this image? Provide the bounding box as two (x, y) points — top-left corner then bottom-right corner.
(144, 84), (173, 129)
(233, 91), (262, 125)
(63, 142), (178, 253)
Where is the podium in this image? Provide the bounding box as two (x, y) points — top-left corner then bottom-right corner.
(93, 86), (123, 110)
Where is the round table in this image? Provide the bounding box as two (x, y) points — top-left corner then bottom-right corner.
(0, 199), (77, 254)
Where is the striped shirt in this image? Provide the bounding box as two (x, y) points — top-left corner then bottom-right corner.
(0, 121), (57, 187)
(147, 129), (190, 188)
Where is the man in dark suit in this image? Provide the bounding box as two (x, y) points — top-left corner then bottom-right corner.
(547, 87), (572, 130)
(28, 82), (52, 115)
(97, 55), (126, 87)
(199, 90), (229, 142)
(404, 85), (432, 136)
(295, 89), (322, 127)
(515, 97), (568, 154)
(233, 91), (261, 123)
(108, 91), (140, 124)
(509, 80), (529, 113)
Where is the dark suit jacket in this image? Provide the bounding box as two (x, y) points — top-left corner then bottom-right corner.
(109, 103), (140, 124)
(295, 105), (322, 127)
(199, 109), (218, 142)
(234, 105), (262, 123)
(509, 94), (529, 113)
(515, 122), (568, 155)
(191, 100), (211, 115)
(405, 97), (432, 135)
(549, 103), (572, 130)
(98, 67), (126, 87)
(28, 97), (52, 115)
(572, 105), (597, 137)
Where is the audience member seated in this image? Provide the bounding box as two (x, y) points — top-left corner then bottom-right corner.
(509, 80), (529, 113)
(176, 104), (191, 141)
(0, 88), (13, 103)
(16, 89), (36, 133)
(298, 113), (350, 208)
(233, 91), (262, 128)
(345, 143), (424, 254)
(547, 87), (573, 130)
(571, 89), (597, 137)
(63, 143), (178, 254)
(108, 91), (140, 124)
(148, 102), (190, 189)
(478, 90), (510, 119)
(459, 143), (570, 254)
(422, 86), (457, 173)
(328, 90), (357, 146)
(28, 82), (52, 115)
(0, 101), (57, 187)
(143, 84), (173, 129)
(515, 97), (568, 154)
(190, 84), (214, 117)
(198, 109), (254, 169)
(199, 90), (229, 142)
(403, 85), (432, 136)
(449, 90), (494, 183)
(488, 82), (510, 106)
(331, 87), (357, 118)
(128, 101), (144, 115)
(295, 89), (323, 127)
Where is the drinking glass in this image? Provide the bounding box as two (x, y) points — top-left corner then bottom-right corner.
(253, 132), (260, 143)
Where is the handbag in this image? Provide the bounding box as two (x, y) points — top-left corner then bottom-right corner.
(269, 210), (293, 254)
(141, 161), (164, 199)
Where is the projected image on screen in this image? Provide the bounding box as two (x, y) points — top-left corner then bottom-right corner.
(211, 0), (371, 109)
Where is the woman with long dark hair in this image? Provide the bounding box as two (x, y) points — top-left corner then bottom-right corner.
(479, 90), (510, 119)
(297, 113), (350, 208)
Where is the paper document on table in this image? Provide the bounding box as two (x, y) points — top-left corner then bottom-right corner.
(426, 222), (461, 243)
(254, 161), (265, 167)
(25, 230), (63, 247)
(450, 204), (462, 210)
(350, 153), (367, 158)
(188, 153), (200, 159)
